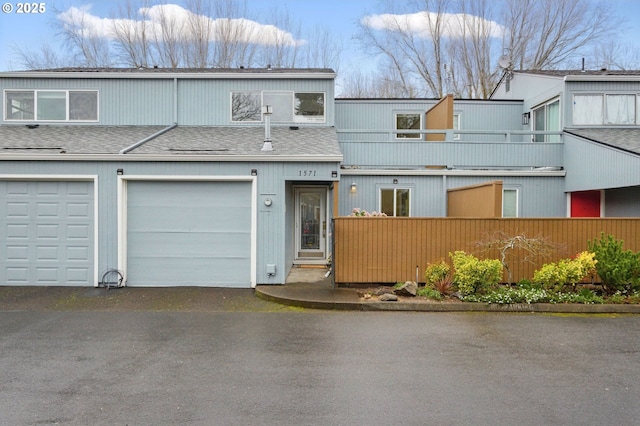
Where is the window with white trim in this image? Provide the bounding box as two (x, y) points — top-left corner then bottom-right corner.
(532, 98), (560, 142)
(5, 90), (98, 122)
(502, 188), (519, 217)
(573, 93), (638, 125)
(380, 188), (411, 217)
(231, 90), (325, 123)
(394, 113), (422, 139)
(453, 113), (461, 140)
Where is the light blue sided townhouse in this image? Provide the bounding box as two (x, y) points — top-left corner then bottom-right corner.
(1, 67), (639, 287)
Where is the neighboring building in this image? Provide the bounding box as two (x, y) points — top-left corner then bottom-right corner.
(1, 67), (639, 287)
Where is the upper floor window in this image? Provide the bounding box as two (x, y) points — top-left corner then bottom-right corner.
(380, 187), (411, 217)
(4, 90), (98, 122)
(453, 113), (461, 140)
(395, 113), (422, 139)
(532, 98), (560, 142)
(573, 93), (637, 125)
(231, 91), (325, 123)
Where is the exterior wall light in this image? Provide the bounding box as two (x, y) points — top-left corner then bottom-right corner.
(522, 112), (530, 125)
(331, 171), (338, 178)
(117, 169), (124, 175)
(350, 182), (357, 193)
(251, 169), (258, 176)
(393, 178), (398, 184)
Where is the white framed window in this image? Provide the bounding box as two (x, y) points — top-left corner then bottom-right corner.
(606, 94), (635, 125)
(394, 112), (422, 139)
(532, 98), (560, 142)
(230, 90), (325, 123)
(4, 89), (98, 122)
(294, 92), (325, 123)
(453, 113), (461, 140)
(572, 94), (603, 125)
(502, 188), (519, 217)
(572, 93), (639, 126)
(380, 187), (411, 217)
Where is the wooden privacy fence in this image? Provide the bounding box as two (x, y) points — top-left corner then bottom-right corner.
(332, 217), (640, 285)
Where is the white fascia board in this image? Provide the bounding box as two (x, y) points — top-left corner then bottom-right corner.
(564, 75), (640, 82)
(0, 154), (344, 162)
(0, 71), (336, 80)
(340, 169), (566, 177)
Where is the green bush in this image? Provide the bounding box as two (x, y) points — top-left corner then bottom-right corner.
(532, 251), (597, 292)
(450, 251), (503, 296)
(416, 286), (443, 300)
(588, 233), (640, 294)
(424, 260), (450, 287)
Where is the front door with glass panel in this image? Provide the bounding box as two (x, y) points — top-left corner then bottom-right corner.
(295, 187), (326, 261)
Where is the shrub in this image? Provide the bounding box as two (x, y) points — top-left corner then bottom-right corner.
(533, 251), (596, 292)
(450, 251), (503, 296)
(424, 260), (450, 287)
(588, 233), (640, 294)
(416, 286), (443, 300)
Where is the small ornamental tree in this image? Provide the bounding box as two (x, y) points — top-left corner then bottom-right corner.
(474, 232), (561, 284)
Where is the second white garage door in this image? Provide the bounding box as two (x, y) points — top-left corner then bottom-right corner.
(125, 180), (253, 287)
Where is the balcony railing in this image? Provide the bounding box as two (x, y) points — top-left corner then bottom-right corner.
(337, 129), (564, 169)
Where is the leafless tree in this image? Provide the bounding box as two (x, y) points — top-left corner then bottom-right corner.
(502, 0), (619, 71)
(55, 5), (114, 67)
(474, 231), (563, 284)
(12, 0), (340, 71)
(591, 40), (640, 71)
(356, 0), (450, 98)
(182, 0), (214, 68)
(340, 64), (421, 98)
(301, 25), (343, 69)
(11, 41), (67, 70)
(356, 0), (621, 98)
(112, 0), (153, 68)
(448, 0), (500, 98)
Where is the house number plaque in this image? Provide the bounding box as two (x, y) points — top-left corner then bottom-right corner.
(298, 170), (317, 177)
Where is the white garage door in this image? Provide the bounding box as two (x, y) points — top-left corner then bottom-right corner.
(0, 180), (94, 286)
(125, 180), (253, 287)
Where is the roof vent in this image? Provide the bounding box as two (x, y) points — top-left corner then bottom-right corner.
(262, 105), (273, 152)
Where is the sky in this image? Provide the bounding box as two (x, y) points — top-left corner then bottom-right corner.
(1, 0), (640, 73)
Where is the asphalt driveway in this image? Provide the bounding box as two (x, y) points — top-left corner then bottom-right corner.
(2, 308), (640, 425)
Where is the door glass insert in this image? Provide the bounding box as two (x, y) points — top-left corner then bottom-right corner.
(300, 192), (321, 250)
(295, 187), (326, 260)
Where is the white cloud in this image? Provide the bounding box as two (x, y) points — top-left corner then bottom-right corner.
(57, 3), (306, 46)
(362, 11), (504, 39)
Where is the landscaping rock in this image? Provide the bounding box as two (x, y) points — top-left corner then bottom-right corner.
(394, 281), (418, 297)
(374, 286), (396, 296)
(379, 293), (399, 302)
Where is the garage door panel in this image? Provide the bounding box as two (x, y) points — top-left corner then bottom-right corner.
(1, 181), (94, 286)
(126, 180), (252, 287)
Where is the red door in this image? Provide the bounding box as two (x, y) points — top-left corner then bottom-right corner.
(570, 191), (601, 217)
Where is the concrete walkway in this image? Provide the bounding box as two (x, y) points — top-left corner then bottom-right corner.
(255, 267), (640, 313)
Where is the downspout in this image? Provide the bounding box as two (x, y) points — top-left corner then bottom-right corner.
(118, 123), (177, 154)
(119, 77), (179, 155)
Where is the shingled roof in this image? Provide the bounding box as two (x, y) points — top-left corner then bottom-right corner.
(0, 125), (342, 161)
(565, 128), (640, 156)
